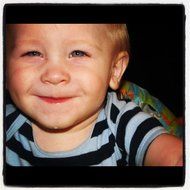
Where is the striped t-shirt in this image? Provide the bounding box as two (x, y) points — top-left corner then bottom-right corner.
(5, 92), (167, 166)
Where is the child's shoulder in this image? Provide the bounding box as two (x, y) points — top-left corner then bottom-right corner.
(104, 91), (164, 134)
(104, 91), (169, 166)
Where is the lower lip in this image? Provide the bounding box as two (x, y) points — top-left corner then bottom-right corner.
(38, 96), (71, 104)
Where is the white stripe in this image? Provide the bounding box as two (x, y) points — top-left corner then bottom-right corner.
(14, 131), (37, 154)
(106, 92), (137, 120)
(135, 126), (168, 166)
(6, 147), (31, 166)
(115, 102), (138, 124)
(109, 92), (129, 110)
(6, 104), (16, 116)
(6, 114), (28, 141)
(106, 94), (138, 137)
(14, 127), (112, 158)
(124, 112), (151, 153)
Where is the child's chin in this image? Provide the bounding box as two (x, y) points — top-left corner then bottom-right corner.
(35, 119), (78, 132)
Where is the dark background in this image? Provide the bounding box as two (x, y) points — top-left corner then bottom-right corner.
(4, 4), (185, 187)
(125, 20), (184, 117)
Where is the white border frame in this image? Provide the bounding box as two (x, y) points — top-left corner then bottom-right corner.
(0, 1), (189, 190)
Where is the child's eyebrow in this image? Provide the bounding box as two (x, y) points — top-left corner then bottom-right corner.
(12, 39), (103, 52)
(13, 39), (42, 46)
(67, 40), (103, 52)
(7, 39), (42, 52)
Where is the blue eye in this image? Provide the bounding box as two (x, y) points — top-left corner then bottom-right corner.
(22, 51), (42, 57)
(69, 50), (87, 58)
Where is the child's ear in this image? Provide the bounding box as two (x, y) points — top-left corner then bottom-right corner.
(109, 51), (129, 90)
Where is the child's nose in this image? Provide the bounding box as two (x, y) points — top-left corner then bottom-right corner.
(41, 64), (70, 85)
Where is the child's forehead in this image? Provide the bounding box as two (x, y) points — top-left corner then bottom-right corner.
(7, 24), (112, 43)
(6, 24), (116, 53)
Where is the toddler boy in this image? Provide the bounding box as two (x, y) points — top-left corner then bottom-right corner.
(5, 24), (183, 166)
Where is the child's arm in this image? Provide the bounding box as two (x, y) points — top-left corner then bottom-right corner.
(144, 134), (183, 166)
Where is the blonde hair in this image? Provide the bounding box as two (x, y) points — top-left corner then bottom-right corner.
(106, 24), (130, 54)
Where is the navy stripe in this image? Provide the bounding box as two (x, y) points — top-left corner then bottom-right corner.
(116, 107), (141, 165)
(116, 153), (128, 166)
(117, 97), (131, 104)
(110, 103), (120, 123)
(5, 91), (14, 104)
(7, 134), (115, 166)
(7, 137), (33, 165)
(6, 110), (20, 131)
(116, 107), (141, 150)
(19, 122), (33, 142)
(91, 119), (108, 138)
(128, 117), (162, 166)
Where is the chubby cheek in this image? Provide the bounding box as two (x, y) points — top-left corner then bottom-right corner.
(6, 64), (35, 102)
(79, 69), (110, 105)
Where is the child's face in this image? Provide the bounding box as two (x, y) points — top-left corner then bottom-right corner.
(6, 24), (125, 131)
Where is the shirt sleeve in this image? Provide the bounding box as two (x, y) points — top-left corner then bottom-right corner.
(124, 112), (169, 166)
(134, 125), (168, 166)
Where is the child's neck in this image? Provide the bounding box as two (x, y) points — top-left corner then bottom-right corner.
(32, 116), (98, 153)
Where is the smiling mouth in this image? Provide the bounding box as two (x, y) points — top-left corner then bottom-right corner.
(38, 96), (72, 104)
